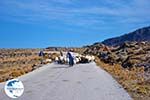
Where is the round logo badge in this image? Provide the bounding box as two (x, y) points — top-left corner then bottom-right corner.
(4, 79), (24, 98)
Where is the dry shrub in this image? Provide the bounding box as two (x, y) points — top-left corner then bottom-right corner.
(95, 57), (150, 100)
(0, 70), (7, 75)
(10, 71), (22, 77)
(0, 49), (42, 83)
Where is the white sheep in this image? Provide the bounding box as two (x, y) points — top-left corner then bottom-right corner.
(85, 55), (95, 62)
(45, 59), (52, 63)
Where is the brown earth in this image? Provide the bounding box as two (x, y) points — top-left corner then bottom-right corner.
(82, 41), (150, 100)
(0, 49), (43, 82)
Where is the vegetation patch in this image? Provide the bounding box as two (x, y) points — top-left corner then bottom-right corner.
(95, 57), (150, 100)
(0, 49), (42, 82)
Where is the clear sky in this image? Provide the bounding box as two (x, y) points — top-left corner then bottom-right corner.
(0, 0), (150, 48)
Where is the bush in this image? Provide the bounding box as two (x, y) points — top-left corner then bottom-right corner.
(95, 57), (150, 100)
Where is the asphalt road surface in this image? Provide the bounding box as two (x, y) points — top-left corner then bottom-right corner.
(0, 62), (132, 100)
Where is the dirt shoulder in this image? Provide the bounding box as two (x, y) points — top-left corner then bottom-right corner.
(95, 57), (150, 100)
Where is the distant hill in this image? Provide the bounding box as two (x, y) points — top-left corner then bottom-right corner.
(102, 26), (150, 46)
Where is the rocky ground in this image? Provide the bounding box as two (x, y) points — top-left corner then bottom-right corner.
(0, 43), (149, 99)
(0, 49), (43, 82)
(84, 41), (150, 70)
(83, 41), (150, 100)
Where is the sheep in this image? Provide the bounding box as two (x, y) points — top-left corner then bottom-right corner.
(54, 53), (95, 65)
(55, 55), (67, 64)
(55, 57), (59, 62)
(45, 59), (52, 63)
(77, 55), (95, 63)
(74, 57), (80, 64)
(85, 55), (95, 62)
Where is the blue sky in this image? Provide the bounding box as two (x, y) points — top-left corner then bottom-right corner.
(0, 0), (150, 48)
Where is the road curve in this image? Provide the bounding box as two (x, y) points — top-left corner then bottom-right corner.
(0, 62), (132, 100)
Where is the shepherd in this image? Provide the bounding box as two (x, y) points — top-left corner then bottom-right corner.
(67, 51), (74, 66)
(39, 50), (44, 64)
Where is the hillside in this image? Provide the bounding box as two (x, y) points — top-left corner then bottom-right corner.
(82, 26), (150, 100)
(102, 26), (150, 46)
(0, 49), (42, 82)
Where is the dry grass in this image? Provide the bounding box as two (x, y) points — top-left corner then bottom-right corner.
(95, 57), (150, 100)
(0, 49), (42, 82)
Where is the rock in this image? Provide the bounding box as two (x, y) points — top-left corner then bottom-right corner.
(83, 41), (150, 70)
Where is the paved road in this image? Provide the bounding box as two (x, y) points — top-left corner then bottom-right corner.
(0, 62), (132, 100)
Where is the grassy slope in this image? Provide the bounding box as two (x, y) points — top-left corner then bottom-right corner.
(95, 57), (150, 100)
(0, 49), (41, 82)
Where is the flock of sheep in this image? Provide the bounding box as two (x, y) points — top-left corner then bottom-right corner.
(45, 52), (95, 65)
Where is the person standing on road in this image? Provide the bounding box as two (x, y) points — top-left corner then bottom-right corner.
(67, 51), (74, 66)
(39, 50), (44, 64)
